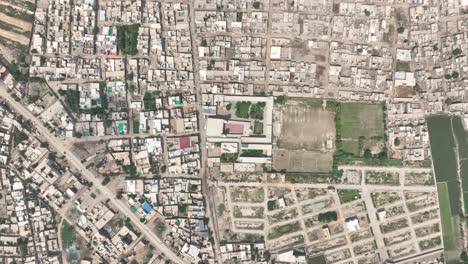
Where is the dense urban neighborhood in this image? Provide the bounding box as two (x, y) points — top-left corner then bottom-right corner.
(0, 0), (467, 263)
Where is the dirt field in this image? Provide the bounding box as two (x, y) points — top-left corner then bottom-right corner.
(0, 13), (31, 31)
(277, 100), (335, 151)
(0, 0), (34, 78)
(0, 28), (29, 45)
(274, 99), (335, 172)
(273, 149), (332, 173)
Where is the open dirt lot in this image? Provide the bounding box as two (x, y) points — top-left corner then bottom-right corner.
(276, 100), (335, 151)
(0, 13), (31, 31)
(0, 28), (29, 45)
(273, 149), (332, 173)
(274, 99), (335, 172)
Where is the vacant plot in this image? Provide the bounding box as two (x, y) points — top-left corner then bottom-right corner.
(0, 28), (28, 45)
(337, 103), (385, 156)
(410, 208), (439, 224)
(406, 196), (437, 212)
(302, 198), (334, 215)
(308, 255), (327, 264)
(268, 222), (301, 240)
(230, 187), (264, 203)
(277, 99), (335, 151)
(365, 171), (400, 185)
(380, 217), (409, 234)
(61, 221), (77, 249)
(233, 206), (264, 219)
(353, 241), (377, 256)
(268, 208), (299, 224)
(273, 149), (332, 173)
(384, 205), (406, 219)
(388, 244), (417, 259)
(234, 221), (264, 230)
(274, 99), (335, 173)
(419, 236), (442, 251)
(350, 228), (373, 243)
(371, 192), (401, 208)
(286, 172), (334, 184)
(342, 169), (362, 185)
(295, 188), (327, 202)
(404, 171), (434, 186)
(414, 223), (440, 238)
(0, 12), (32, 31)
(0, 0), (34, 81)
(404, 191), (432, 200)
(338, 189), (361, 204)
(325, 249), (352, 263)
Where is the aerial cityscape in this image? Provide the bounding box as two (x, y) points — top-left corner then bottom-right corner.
(0, 0), (467, 263)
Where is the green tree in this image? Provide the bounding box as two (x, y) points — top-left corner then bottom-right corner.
(102, 176), (110, 185)
(363, 149), (372, 159)
(104, 119), (112, 128)
(274, 96), (286, 104)
(452, 48), (463, 56)
(217, 203), (225, 216)
(267, 200), (277, 211)
(48, 152), (57, 161)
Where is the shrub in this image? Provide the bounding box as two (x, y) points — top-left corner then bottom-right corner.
(318, 211), (337, 223)
(267, 200), (277, 211)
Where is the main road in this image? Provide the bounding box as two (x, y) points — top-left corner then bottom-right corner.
(0, 89), (187, 264)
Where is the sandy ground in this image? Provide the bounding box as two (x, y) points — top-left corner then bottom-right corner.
(0, 1), (34, 14)
(273, 149), (333, 173)
(277, 103), (335, 151)
(0, 13), (32, 31)
(0, 43), (16, 63)
(0, 28), (29, 45)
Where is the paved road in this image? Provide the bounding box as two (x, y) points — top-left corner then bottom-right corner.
(187, 1), (222, 261)
(0, 89), (187, 264)
(361, 185), (389, 260)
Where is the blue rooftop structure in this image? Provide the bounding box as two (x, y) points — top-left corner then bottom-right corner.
(142, 202), (152, 214)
